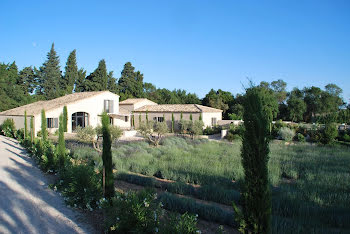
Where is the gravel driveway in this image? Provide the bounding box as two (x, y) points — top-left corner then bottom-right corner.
(0, 136), (97, 234)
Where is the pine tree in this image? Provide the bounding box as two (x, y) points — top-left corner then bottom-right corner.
(63, 106), (68, 132)
(107, 71), (118, 93)
(24, 110), (28, 138)
(63, 50), (78, 94)
(101, 112), (114, 199)
(117, 62), (144, 98)
(239, 86), (272, 233)
(30, 116), (34, 142)
(84, 59), (108, 91)
(40, 43), (62, 100)
(41, 109), (48, 141)
(58, 114), (66, 167)
(75, 68), (86, 92)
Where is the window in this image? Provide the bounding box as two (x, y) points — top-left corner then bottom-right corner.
(110, 117), (114, 125)
(104, 100), (114, 113)
(157, 117), (164, 122)
(72, 112), (89, 131)
(125, 116), (129, 122)
(211, 117), (217, 126)
(47, 118), (58, 128)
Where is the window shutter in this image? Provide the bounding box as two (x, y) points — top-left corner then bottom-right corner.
(104, 100), (107, 112)
(54, 118), (58, 128)
(110, 100), (114, 113)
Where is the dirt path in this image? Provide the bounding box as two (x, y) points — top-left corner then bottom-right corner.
(0, 136), (97, 234)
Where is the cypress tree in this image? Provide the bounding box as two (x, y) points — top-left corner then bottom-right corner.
(63, 106), (68, 132)
(190, 113), (193, 121)
(41, 43), (62, 100)
(139, 114), (141, 127)
(63, 50), (78, 94)
(131, 114), (135, 129)
(101, 112), (114, 199)
(24, 110), (28, 138)
(239, 86), (272, 233)
(180, 112), (183, 120)
(171, 113), (175, 133)
(146, 110), (149, 123)
(41, 109), (47, 141)
(58, 114), (66, 167)
(199, 113), (202, 121)
(30, 116), (34, 142)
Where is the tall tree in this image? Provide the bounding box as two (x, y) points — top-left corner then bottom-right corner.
(62, 49), (78, 94)
(58, 114), (66, 167)
(287, 88), (306, 122)
(18, 66), (36, 96)
(75, 68), (86, 92)
(101, 112), (114, 199)
(238, 86), (272, 233)
(107, 71), (118, 93)
(40, 43), (62, 100)
(84, 59), (108, 91)
(41, 109), (48, 141)
(117, 62), (144, 99)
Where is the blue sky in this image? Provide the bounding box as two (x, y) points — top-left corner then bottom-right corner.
(1, 0), (349, 101)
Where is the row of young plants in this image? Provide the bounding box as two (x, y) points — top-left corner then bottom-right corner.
(0, 110), (202, 233)
(116, 172), (240, 206)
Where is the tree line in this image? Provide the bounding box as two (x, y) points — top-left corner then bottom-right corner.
(0, 43), (348, 123)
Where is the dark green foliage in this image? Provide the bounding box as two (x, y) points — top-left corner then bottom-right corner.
(40, 43), (62, 100)
(203, 125), (222, 135)
(30, 116), (34, 142)
(189, 113), (193, 121)
(41, 109), (47, 141)
(240, 86), (272, 233)
(102, 112), (114, 199)
(105, 189), (161, 233)
(199, 113), (202, 121)
(287, 89), (306, 122)
(62, 50), (78, 94)
(202, 89), (232, 118)
(24, 111), (28, 138)
(75, 68), (86, 92)
(295, 133), (305, 142)
(171, 113), (175, 133)
(63, 106), (68, 132)
(107, 71), (118, 93)
(146, 110), (149, 123)
(57, 114), (66, 167)
(84, 59), (108, 91)
(321, 122), (338, 145)
(158, 192), (235, 226)
(57, 164), (102, 210)
(117, 62), (144, 99)
(1, 118), (16, 137)
(161, 212), (200, 234)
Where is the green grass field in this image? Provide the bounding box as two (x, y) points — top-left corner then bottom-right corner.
(70, 137), (350, 233)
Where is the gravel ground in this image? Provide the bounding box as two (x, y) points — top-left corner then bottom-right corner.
(0, 136), (97, 234)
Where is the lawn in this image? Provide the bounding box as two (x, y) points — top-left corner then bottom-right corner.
(69, 137), (350, 233)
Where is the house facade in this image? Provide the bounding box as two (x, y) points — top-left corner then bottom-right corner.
(0, 93), (223, 135)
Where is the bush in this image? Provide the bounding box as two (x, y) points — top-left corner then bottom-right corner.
(1, 118), (16, 137)
(161, 212), (200, 234)
(321, 123), (338, 145)
(295, 133), (305, 142)
(15, 128), (24, 141)
(56, 164), (102, 210)
(76, 126), (96, 142)
(343, 134), (350, 142)
(105, 189), (162, 233)
(272, 119), (286, 138)
(278, 127), (295, 141)
(203, 125), (222, 135)
(226, 132), (241, 142)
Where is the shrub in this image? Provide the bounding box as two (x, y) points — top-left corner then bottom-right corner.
(272, 119), (286, 137)
(321, 122), (338, 145)
(110, 125), (123, 142)
(1, 118), (16, 137)
(161, 212), (200, 234)
(343, 134), (350, 142)
(295, 133), (305, 142)
(226, 132), (241, 142)
(188, 120), (204, 138)
(203, 125), (222, 135)
(56, 164), (102, 210)
(15, 129), (24, 141)
(76, 126), (96, 142)
(278, 127), (295, 141)
(105, 189), (162, 233)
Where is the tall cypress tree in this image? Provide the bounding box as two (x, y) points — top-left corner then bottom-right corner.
(30, 116), (34, 142)
(63, 106), (68, 132)
(24, 110), (28, 138)
(239, 86), (272, 233)
(84, 59), (108, 91)
(58, 114), (66, 167)
(171, 113), (175, 133)
(101, 112), (114, 199)
(41, 109), (48, 141)
(63, 49), (78, 94)
(41, 43), (62, 100)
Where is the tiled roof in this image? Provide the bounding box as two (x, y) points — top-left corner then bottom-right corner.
(0, 91), (114, 116)
(119, 98), (156, 105)
(133, 104), (222, 113)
